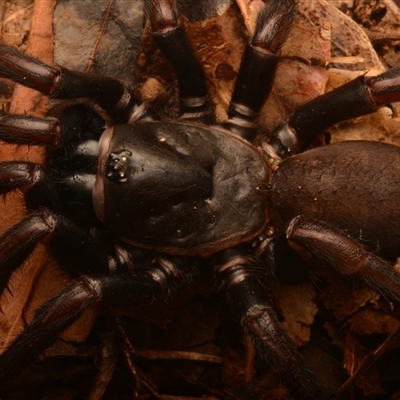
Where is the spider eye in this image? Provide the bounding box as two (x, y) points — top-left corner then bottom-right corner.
(106, 150), (132, 183)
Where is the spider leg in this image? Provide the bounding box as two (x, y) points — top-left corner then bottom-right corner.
(0, 161), (61, 212)
(0, 103), (111, 215)
(0, 44), (151, 122)
(268, 65), (400, 159)
(0, 102), (107, 146)
(286, 216), (400, 305)
(146, 0), (212, 120)
(0, 209), (109, 295)
(0, 114), (60, 145)
(0, 251), (193, 378)
(0, 161), (62, 291)
(214, 245), (319, 400)
(223, 0), (296, 142)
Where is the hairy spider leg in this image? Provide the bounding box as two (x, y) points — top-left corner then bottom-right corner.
(206, 1), (320, 398)
(0, 210), (109, 295)
(0, 103), (110, 293)
(0, 100), (201, 381)
(0, 102), (107, 147)
(213, 245), (319, 400)
(145, 0), (213, 120)
(0, 103), (109, 225)
(286, 216), (400, 305)
(268, 64), (400, 159)
(0, 44), (151, 123)
(0, 213), (197, 378)
(223, 0), (297, 141)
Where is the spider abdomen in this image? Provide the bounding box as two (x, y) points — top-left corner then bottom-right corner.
(93, 120), (271, 256)
(270, 140), (400, 260)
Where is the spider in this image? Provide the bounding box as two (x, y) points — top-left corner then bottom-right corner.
(1, 0), (400, 399)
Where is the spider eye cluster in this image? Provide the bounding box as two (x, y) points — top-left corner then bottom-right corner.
(106, 150), (132, 183)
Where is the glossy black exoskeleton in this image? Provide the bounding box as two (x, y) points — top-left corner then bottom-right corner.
(94, 121), (270, 256)
(0, 1), (400, 399)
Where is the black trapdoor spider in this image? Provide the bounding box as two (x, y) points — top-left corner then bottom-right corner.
(1, 0), (400, 399)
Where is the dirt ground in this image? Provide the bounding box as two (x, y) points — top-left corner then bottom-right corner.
(1, 1), (400, 399)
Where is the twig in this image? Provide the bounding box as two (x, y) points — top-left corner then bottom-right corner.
(336, 324), (400, 396)
(133, 348), (222, 364)
(86, 0), (116, 72)
(115, 315), (162, 399)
